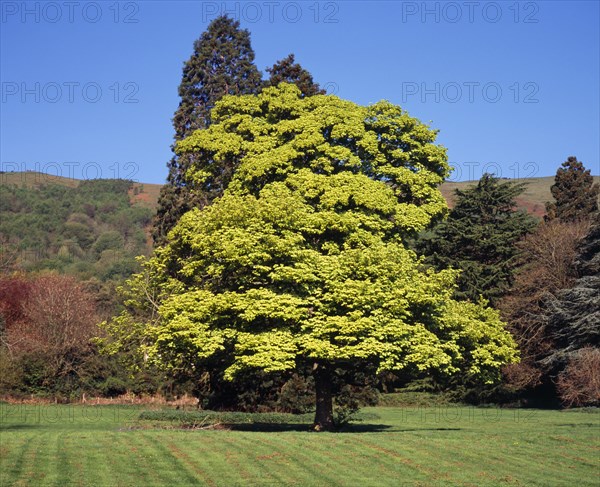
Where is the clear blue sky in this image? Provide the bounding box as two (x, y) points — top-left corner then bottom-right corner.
(1, 1), (599, 184)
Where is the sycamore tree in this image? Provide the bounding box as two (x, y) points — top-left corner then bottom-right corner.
(104, 84), (518, 430)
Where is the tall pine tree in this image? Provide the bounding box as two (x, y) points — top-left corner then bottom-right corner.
(266, 54), (325, 97)
(545, 156), (599, 222)
(153, 16), (263, 244)
(421, 174), (537, 305)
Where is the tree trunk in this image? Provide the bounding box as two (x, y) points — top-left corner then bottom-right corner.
(312, 362), (334, 431)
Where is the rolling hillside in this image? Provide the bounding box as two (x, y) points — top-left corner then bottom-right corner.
(0, 172), (154, 279)
(4, 171), (598, 220)
(440, 176), (575, 218)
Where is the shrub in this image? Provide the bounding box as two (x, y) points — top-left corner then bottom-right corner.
(556, 347), (600, 407)
(277, 374), (315, 414)
(138, 409), (313, 427)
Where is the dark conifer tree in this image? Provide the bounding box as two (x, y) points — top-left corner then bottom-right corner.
(153, 16), (263, 244)
(545, 156), (599, 222)
(421, 173), (537, 305)
(266, 54), (325, 97)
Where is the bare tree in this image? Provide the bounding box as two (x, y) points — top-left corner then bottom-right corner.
(556, 347), (600, 407)
(19, 274), (98, 376)
(499, 219), (590, 390)
(0, 275), (31, 355)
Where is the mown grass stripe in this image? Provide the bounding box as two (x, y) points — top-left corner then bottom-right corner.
(2, 434), (36, 486)
(198, 431), (296, 485)
(51, 433), (74, 487)
(164, 439), (217, 487)
(138, 431), (213, 485)
(12, 431), (47, 487)
(76, 431), (129, 485)
(214, 432), (267, 483)
(130, 430), (210, 485)
(349, 435), (431, 484)
(378, 436), (455, 483)
(119, 431), (184, 485)
(239, 432), (343, 486)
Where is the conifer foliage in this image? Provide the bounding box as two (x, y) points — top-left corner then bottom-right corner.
(153, 16), (263, 243)
(266, 54), (325, 97)
(545, 156), (599, 222)
(499, 219), (589, 396)
(421, 174), (537, 305)
(544, 214), (600, 370)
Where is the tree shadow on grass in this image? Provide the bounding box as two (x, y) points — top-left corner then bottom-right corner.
(224, 422), (392, 433)
(0, 424), (44, 430)
(555, 423), (599, 427)
(341, 424), (462, 433)
(223, 423), (464, 433)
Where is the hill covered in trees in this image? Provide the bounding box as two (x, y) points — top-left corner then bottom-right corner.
(0, 172), (153, 282)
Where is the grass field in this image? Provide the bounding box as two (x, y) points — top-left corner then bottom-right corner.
(1, 404), (598, 486)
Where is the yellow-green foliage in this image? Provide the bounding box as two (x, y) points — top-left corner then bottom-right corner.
(103, 84), (517, 384)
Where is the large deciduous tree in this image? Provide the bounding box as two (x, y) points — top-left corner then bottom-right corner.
(105, 85), (518, 430)
(545, 156), (599, 222)
(153, 15), (263, 244)
(420, 174), (537, 306)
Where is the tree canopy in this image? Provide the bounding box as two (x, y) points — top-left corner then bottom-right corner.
(104, 85), (518, 430)
(0, 179), (151, 282)
(498, 219), (589, 399)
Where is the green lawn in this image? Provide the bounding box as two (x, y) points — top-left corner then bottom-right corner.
(1, 403), (598, 486)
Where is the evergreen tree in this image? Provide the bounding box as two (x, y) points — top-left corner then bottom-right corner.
(545, 156), (599, 222)
(266, 54), (325, 97)
(153, 16), (263, 244)
(421, 174), (537, 305)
